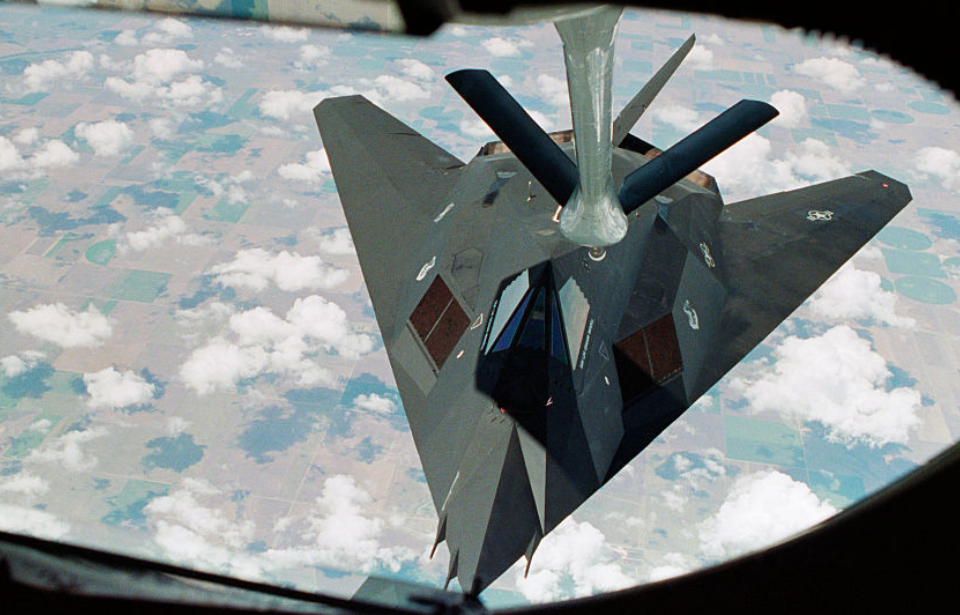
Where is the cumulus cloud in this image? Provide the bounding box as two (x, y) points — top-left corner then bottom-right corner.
(209, 248), (347, 293)
(482, 36), (529, 57)
(259, 89), (320, 121)
(8, 303), (112, 348)
(517, 518), (634, 603)
(26, 427), (108, 472)
(146, 475), (415, 580)
(397, 58), (435, 81)
(0, 504), (70, 540)
(686, 43), (714, 68)
(698, 470), (837, 560)
(268, 475), (414, 573)
(730, 325), (922, 447)
(105, 48), (221, 107)
(75, 120), (135, 157)
(295, 44), (329, 69)
(178, 296), (373, 394)
(352, 393), (397, 415)
(913, 146), (960, 191)
(214, 47), (244, 69)
(21, 50), (94, 92)
(84, 367), (156, 410)
(142, 18), (192, 44)
(657, 449), (729, 513)
(0, 135), (79, 177)
(120, 212), (214, 253)
(0, 472), (50, 501)
(651, 104), (703, 133)
(793, 57), (865, 93)
(317, 227), (355, 255)
(30, 139), (80, 169)
(0, 351), (45, 377)
(702, 134), (850, 198)
(145, 478), (266, 579)
(277, 149), (331, 184)
(0, 136), (27, 173)
(770, 90), (808, 128)
(536, 73), (568, 109)
(261, 25), (310, 43)
(809, 265), (916, 327)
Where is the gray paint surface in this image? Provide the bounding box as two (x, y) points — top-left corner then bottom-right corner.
(314, 33), (911, 593)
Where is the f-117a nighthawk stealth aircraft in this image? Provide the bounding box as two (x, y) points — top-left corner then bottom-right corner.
(314, 6), (911, 596)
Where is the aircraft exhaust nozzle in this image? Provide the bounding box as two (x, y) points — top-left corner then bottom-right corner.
(618, 99), (779, 214)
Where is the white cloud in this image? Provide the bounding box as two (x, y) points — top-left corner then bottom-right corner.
(278, 149), (331, 184)
(296, 44), (329, 69)
(209, 248), (347, 293)
(686, 44), (714, 68)
(145, 479), (266, 579)
(214, 47), (244, 69)
(179, 296), (372, 394)
(352, 393), (397, 414)
(646, 552), (696, 582)
(0, 136), (27, 173)
(0, 351), (45, 377)
(26, 427), (108, 472)
(105, 48), (220, 107)
(657, 449), (728, 513)
(317, 227), (355, 255)
(75, 119), (135, 157)
(143, 18), (192, 44)
(517, 518), (634, 602)
(268, 475), (414, 573)
(730, 325), (922, 447)
(120, 212), (214, 253)
(770, 90), (808, 128)
(8, 303), (112, 348)
(397, 58), (434, 81)
(651, 104), (703, 133)
(0, 504), (70, 540)
(482, 36), (528, 57)
(115, 29), (139, 46)
(793, 57), (865, 93)
(913, 146), (960, 191)
(536, 73), (568, 109)
(30, 139), (79, 169)
(84, 367), (156, 410)
(0, 135), (78, 176)
(698, 470), (837, 560)
(132, 48), (203, 83)
(0, 472), (50, 501)
(261, 25), (310, 43)
(809, 264), (916, 327)
(702, 134), (850, 198)
(13, 127), (39, 146)
(259, 89), (320, 121)
(371, 74), (431, 102)
(21, 50), (94, 92)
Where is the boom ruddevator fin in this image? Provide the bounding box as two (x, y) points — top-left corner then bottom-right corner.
(446, 69), (579, 206)
(618, 99), (778, 214)
(612, 34), (696, 145)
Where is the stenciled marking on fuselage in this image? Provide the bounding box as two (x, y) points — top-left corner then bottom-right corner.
(806, 209), (834, 222)
(699, 242), (715, 268)
(578, 318), (595, 370)
(683, 299), (699, 330)
(416, 255), (437, 281)
(433, 202), (455, 223)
